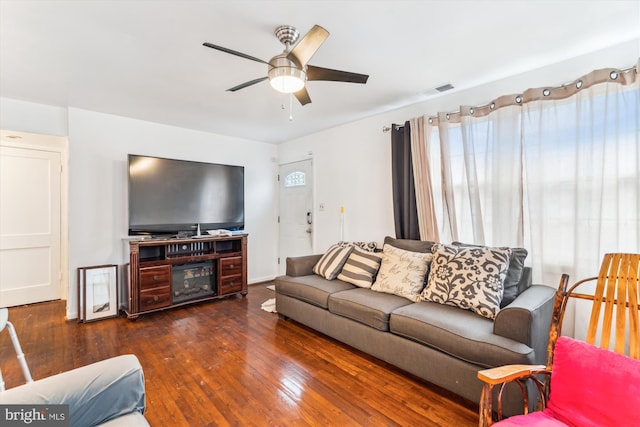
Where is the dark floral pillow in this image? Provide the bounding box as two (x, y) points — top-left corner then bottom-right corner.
(337, 241), (378, 252)
(420, 243), (512, 319)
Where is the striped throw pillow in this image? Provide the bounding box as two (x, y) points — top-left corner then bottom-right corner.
(337, 246), (382, 288)
(313, 244), (354, 280)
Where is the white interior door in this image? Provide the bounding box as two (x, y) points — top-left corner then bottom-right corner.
(279, 159), (313, 275)
(0, 146), (62, 306)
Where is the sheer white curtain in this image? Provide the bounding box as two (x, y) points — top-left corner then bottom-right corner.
(522, 68), (639, 338)
(522, 67), (639, 285)
(424, 101), (524, 249)
(417, 62), (639, 290)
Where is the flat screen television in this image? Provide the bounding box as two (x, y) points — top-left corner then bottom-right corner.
(128, 154), (244, 236)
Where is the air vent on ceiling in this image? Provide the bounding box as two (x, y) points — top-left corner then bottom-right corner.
(421, 83), (455, 97)
(435, 83), (454, 92)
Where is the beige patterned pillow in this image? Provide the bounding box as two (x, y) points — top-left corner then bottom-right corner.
(337, 246), (383, 288)
(371, 244), (432, 301)
(421, 243), (511, 319)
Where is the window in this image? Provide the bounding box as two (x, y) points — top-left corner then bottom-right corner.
(425, 82), (639, 284)
(284, 171), (306, 187)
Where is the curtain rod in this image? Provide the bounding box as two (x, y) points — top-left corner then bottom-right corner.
(382, 124), (404, 133)
(382, 62), (638, 132)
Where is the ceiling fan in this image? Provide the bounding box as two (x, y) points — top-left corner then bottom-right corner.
(203, 24), (369, 106)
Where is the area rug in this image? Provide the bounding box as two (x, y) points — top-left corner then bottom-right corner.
(266, 284), (275, 291)
(261, 298), (276, 313)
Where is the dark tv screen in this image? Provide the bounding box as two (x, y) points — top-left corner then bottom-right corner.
(128, 154), (244, 236)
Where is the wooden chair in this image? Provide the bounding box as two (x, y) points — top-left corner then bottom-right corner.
(477, 253), (640, 426)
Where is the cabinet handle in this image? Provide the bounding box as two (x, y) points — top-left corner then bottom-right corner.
(229, 264), (234, 269)
(153, 296), (159, 301)
(153, 275), (159, 281)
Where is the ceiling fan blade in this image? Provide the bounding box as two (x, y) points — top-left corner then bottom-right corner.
(227, 76), (269, 92)
(306, 65), (369, 84)
(294, 87), (312, 106)
(287, 25), (329, 68)
(203, 42), (269, 65)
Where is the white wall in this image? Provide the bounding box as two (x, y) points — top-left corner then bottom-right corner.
(67, 108), (279, 318)
(278, 118), (395, 252)
(278, 39), (639, 254)
(1, 100), (279, 318)
(0, 98), (68, 136)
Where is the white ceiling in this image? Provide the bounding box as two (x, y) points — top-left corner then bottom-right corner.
(1, 1), (639, 143)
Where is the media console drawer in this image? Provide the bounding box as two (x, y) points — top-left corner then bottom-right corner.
(139, 287), (171, 310)
(139, 265), (171, 290)
(219, 276), (243, 295)
(219, 256), (242, 276)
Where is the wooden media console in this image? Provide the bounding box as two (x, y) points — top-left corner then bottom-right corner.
(122, 234), (247, 319)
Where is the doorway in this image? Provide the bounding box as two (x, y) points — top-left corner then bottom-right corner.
(278, 159), (313, 275)
(0, 130), (67, 307)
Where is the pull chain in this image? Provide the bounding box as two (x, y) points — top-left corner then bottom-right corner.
(281, 95), (295, 122)
(289, 93), (294, 122)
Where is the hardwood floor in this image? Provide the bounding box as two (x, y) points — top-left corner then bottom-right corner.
(0, 283), (478, 426)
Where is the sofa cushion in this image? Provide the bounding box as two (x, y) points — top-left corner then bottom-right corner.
(452, 241), (528, 307)
(337, 246), (383, 288)
(384, 236), (436, 253)
(313, 244), (354, 280)
(275, 275), (355, 309)
(371, 244), (432, 302)
(390, 302), (535, 367)
(421, 243), (511, 319)
(328, 288), (413, 331)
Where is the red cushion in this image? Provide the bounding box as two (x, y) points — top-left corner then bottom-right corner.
(494, 411), (568, 426)
(545, 336), (640, 426)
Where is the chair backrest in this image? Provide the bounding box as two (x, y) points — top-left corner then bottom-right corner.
(546, 335), (640, 426)
(547, 253), (640, 368)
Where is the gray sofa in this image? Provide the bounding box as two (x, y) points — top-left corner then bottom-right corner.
(275, 237), (556, 415)
(0, 355), (148, 427)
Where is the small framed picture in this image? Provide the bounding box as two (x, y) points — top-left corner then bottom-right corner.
(78, 264), (118, 322)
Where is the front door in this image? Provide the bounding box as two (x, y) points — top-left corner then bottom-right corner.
(278, 159), (313, 275)
(0, 145), (62, 306)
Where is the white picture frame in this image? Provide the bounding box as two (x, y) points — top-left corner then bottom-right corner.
(78, 264), (118, 322)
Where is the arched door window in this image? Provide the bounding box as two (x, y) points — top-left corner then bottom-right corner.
(284, 170), (306, 187)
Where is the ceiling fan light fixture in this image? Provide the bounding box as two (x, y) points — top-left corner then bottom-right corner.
(269, 66), (305, 93)
(268, 54), (306, 93)
(203, 23), (368, 106)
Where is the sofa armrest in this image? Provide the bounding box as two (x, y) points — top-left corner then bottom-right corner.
(494, 285), (556, 363)
(285, 254), (322, 277)
(0, 354), (147, 427)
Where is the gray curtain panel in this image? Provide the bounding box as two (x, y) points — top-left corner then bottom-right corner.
(391, 121), (419, 240)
